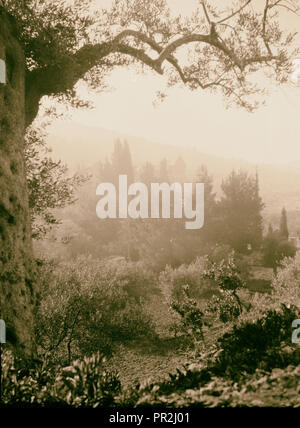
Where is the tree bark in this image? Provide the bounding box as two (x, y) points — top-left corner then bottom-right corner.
(0, 10), (36, 357)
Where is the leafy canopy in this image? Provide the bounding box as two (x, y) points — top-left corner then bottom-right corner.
(2, 0), (299, 123)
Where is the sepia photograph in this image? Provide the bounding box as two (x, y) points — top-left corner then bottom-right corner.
(1, 0), (300, 414)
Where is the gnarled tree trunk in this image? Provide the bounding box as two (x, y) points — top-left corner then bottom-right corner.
(0, 11), (36, 357)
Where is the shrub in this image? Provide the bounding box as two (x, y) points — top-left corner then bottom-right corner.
(262, 232), (296, 273)
(159, 257), (213, 303)
(120, 305), (300, 407)
(1, 350), (57, 406)
(1, 351), (121, 408)
(241, 254), (300, 323)
(35, 256), (156, 363)
(170, 285), (205, 343)
(203, 252), (247, 323)
(203, 252), (245, 294)
(206, 291), (242, 323)
(215, 304), (300, 379)
(55, 353), (121, 407)
(158, 257), (216, 341)
(129, 365), (300, 407)
(159, 254), (248, 342)
(207, 244), (251, 284)
(271, 253), (300, 307)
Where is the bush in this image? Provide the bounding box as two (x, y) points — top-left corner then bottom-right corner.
(207, 244), (251, 284)
(158, 258), (213, 337)
(159, 254), (248, 342)
(271, 253), (300, 307)
(203, 252), (245, 294)
(215, 304), (300, 379)
(3, 303), (300, 408)
(159, 257), (213, 303)
(171, 286), (205, 343)
(241, 254), (300, 323)
(203, 253), (246, 323)
(120, 305), (300, 407)
(1, 351), (121, 407)
(35, 256), (156, 363)
(262, 232), (296, 272)
(129, 365), (300, 407)
(206, 291), (242, 323)
(55, 353), (121, 407)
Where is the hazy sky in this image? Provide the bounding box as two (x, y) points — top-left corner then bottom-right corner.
(49, 0), (300, 164)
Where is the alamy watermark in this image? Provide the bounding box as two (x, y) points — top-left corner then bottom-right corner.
(96, 175), (204, 230)
(292, 319), (300, 344)
(0, 320), (5, 344)
(0, 59), (6, 84)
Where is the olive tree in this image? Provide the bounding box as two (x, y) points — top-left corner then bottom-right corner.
(0, 0), (298, 355)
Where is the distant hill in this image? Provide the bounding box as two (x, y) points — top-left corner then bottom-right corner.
(47, 121), (300, 231)
(47, 121), (251, 172)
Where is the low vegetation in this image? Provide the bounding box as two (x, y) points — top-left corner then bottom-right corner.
(2, 252), (300, 408)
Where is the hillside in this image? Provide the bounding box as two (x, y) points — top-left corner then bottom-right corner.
(47, 121), (300, 231)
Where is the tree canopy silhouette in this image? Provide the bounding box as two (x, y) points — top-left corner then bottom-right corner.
(3, 0), (299, 127)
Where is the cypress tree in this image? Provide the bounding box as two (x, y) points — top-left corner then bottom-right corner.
(279, 207), (289, 240)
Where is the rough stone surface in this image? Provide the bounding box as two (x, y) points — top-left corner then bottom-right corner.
(0, 11), (36, 357)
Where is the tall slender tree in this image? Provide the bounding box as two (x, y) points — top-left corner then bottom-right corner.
(279, 207), (289, 240)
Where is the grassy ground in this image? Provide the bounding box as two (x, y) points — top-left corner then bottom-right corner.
(105, 296), (228, 388)
(106, 342), (190, 388)
(106, 266), (275, 390)
(105, 296), (191, 387)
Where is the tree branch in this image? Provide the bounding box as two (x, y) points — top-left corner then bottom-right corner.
(217, 0), (253, 24)
(262, 0), (273, 56)
(25, 12), (281, 126)
(270, 0), (300, 14)
(201, 1), (212, 25)
(25, 41), (160, 126)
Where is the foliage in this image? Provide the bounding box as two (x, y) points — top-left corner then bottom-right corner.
(238, 254), (300, 323)
(204, 252), (245, 293)
(262, 229), (296, 272)
(4, 0), (96, 70)
(121, 305), (300, 407)
(207, 244), (251, 283)
(203, 252), (246, 322)
(159, 253), (247, 344)
(34, 256), (156, 363)
(4, 345), (300, 408)
(159, 257), (213, 304)
(217, 170), (264, 253)
(4, 0), (299, 118)
(158, 258), (213, 338)
(206, 291), (242, 323)
(1, 351), (121, 407)
(55, 354), (121, 407)
(271, 253), (300, 308)
(279, 207), (289, 239)
(129, 364), (300, 408)
(214, 304), (300, 379)
(25, 124), (87, 239)
(2, 284), (300, 407)
(1, 350), (56, 406)
(170, 286), (205, 343)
